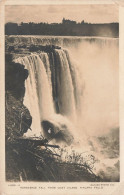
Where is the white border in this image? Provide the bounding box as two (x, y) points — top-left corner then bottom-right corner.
(0, 1), (124, 195)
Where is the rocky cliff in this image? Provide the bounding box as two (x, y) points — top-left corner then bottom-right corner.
(5, 47), (101, 182)
(5, 54), (32, 141)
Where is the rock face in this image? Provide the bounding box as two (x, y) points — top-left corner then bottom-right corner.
(5, 48), (101, 183)
(6, 54), (28, 100)
(5, 54), (32, 141)
(42, 120), (74, 145)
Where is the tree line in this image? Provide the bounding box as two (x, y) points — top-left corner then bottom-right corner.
(5, 19), (119, 37)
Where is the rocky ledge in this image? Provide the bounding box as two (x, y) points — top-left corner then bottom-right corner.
(5, 54), (32, 141)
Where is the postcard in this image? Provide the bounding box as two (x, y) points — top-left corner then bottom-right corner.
(0, 0), (124, 194)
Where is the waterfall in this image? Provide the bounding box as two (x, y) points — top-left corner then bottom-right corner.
(15, 53), (55, 136)
(15, 56), (42, 135)
(53, 49), (76, 119)
(11, 35), (119, 181)
(15, 48), (79, 137)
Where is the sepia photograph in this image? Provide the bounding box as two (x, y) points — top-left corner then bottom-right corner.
(4, 3), (119, 184)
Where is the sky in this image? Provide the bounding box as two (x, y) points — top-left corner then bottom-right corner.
(5, 4), (118, 24)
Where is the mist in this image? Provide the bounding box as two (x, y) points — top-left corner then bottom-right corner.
(67, 38), (119, 137)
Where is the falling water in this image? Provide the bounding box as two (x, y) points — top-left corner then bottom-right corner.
(53, 49), (76, 119)
(15, 48), (79, 136)
(15, 53), (55, 135)
(13, 36), (119, 181)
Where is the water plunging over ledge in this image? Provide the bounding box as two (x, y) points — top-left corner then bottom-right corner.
(13, 35), (119, 180)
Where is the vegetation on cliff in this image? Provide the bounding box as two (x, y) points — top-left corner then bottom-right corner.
(5, 54), (32, 140)
(5, 51), (101, 182)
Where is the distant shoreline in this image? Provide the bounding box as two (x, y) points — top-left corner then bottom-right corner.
(5, 21), (119, 38)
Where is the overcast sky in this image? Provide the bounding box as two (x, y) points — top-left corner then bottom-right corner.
(5, 4), (118, 24)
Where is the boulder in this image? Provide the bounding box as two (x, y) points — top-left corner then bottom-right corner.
(42, 120), (74, 145)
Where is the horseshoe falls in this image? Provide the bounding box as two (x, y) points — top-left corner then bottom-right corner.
(13, 36), (119, 181)
(13, 36), (119, 140)
(15, 47), (80, 139)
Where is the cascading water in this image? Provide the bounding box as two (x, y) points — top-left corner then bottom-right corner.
(53, 49), (76, 120)
(15, 53), (54, 136)
(13, 36), (119, 181)
(15, 48), (80, 138)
